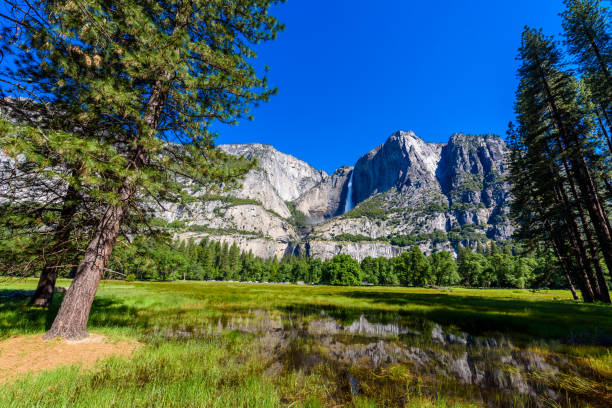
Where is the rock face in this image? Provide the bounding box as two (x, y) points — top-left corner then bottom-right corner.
(294, 166), (353, 224)
(438, 133), (511, 241)
(299, 131), (513, 260)
(352, 131), (444, 205)
(2, 126), (513, 259)
(219, 144), (326, 202)
(154, 131), (514, 259)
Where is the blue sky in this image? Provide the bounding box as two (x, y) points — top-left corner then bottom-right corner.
(1, 1), (603, 173)
(213, 0), (574, 173)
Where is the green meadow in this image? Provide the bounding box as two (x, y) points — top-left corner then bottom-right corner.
(1, 280), (611, 407)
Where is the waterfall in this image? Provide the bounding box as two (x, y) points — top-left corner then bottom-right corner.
(343, 171), (355, 214)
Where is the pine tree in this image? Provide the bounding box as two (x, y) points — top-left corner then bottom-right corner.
(509, 27), (611, 302)
(562, 0), (612, 139)
(228, 242), (241, 280)
(0, 0), (284, 339)
(0, 100), (104, 307)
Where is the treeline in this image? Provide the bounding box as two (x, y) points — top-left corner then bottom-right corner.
(106, 237), (564, 289)
(509, 0), (612, 303)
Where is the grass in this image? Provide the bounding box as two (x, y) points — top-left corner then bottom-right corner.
(0, 279), (611, 407)
(3, 336), (281, 408)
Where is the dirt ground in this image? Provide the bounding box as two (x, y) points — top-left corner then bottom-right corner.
(0, 333), (140, 382)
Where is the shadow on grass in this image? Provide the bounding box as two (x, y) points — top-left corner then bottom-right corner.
(330, 290), (612, 344)
(0, 290), (149, 336)
(2, 286), (611, 345)
(0, 290), (63, 335)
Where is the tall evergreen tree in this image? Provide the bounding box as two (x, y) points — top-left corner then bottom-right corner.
(1, 0), (283, 339)
(0, 99), (104, 306)
(509, 28), (611, 302)
(562, 0), (612, 139)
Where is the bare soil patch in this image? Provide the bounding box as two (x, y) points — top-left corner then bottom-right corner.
(0, 333), (140, 382)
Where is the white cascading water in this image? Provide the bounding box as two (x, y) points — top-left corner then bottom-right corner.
(343, 172), (355, 213)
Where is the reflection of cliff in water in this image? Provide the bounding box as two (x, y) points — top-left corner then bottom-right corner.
(158, 309), (610, 408)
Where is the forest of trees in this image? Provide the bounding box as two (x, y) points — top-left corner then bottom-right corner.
(99, 236), (563, 290)
(508, 0), (611, 303)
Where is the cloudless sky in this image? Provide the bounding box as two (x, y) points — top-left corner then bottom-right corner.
(213, 0), (576, 173)
(2, 1), (606, 173)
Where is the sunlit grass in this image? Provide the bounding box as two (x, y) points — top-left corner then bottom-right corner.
(0, 278), (610, 407)
(3, 279), (609, 341)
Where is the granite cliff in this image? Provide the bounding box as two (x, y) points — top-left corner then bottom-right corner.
(1, 125), (512, 260)
(165, 131), (513, 260)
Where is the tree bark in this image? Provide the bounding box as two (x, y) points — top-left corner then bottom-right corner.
(45, 75), (169, 339)
(43, 186), (130, 339)
(539, 68), (612, 292)
(30, 183), (80, 307)
(554, 146), (611, 302)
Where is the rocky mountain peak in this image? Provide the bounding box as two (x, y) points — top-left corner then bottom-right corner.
(352, 130), (443, 205)
(438, 133), (507, 196)
(219, 143), (326, 202)
(163, 131), (513, 261)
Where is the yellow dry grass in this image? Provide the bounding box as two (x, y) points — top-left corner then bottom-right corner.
(0, 333), (140, 383)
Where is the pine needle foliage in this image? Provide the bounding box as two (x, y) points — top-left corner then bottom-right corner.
(1, 0), (284, 338)
(509, 24), (612, 303)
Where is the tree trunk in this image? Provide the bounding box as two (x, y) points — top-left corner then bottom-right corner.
(539, 69), (612, 293)
(30, 183), (80, 307)
(44, 183), (131, 339)
(558, 197), (597, 302)
(599, 107), (612, 148)
(539, 189), (595, 302)
(45, 77), (169, 339)
(556, 150), (610, 303)
(563, 268), (580, 301)
(587, 35), (610, 80)
(557, 230), (594, 302)
(550, 234), (580, 301)
(595, 108), (612, 154)
(543, 144), (599, 301)
(30, 264), (60, 307)
(570, 159), (612, 278)
(548, 170), (598, 300)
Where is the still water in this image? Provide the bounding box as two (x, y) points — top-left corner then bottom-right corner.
(158, 306), (611, 408)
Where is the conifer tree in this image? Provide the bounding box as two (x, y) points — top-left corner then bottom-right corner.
(562, 0), (612, 138)
(0, 99), (104, 306)
(1, 0), (284, 339)
(509, 28), (611, 302)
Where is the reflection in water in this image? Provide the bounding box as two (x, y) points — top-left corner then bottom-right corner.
(307, 314), (420, 338)
(159, 309), (606, 408)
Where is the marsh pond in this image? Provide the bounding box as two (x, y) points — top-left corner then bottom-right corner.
(157, 305), (611, 408)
